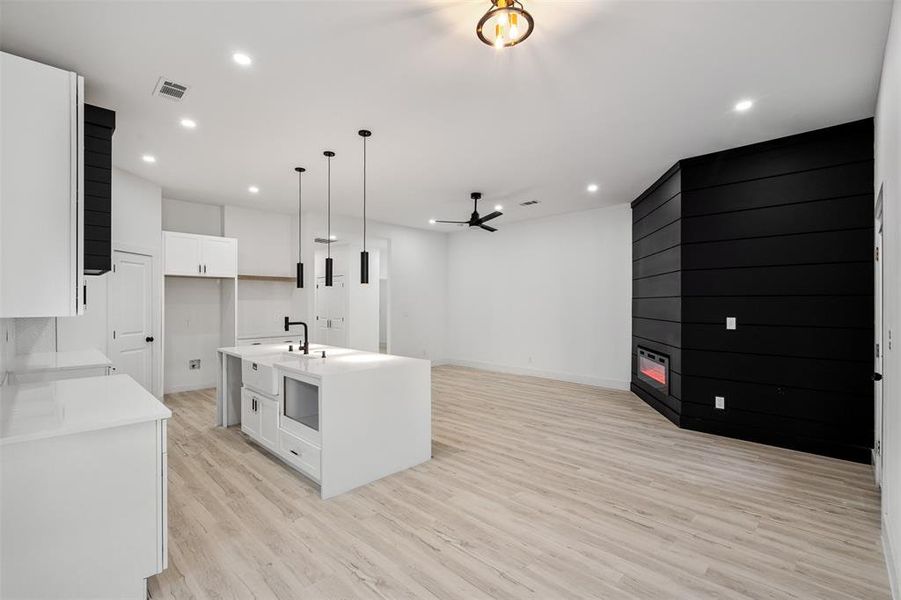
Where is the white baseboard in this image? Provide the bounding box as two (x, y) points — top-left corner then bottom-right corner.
(441, 358), (630, 391)
(164, 382), (216, 395)
(885, 516), (900, 600)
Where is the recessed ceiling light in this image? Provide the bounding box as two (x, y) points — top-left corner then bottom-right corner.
(248, 185), (259, 194)
(429, 218), (436, 225)
(180, 118), (197, 129)
(734, 99), (754, 112)
(232, 52), (252, 66)
(494, 204), (503, 211)
(587, 183), (599, 193)
(142, 154), (156, 163)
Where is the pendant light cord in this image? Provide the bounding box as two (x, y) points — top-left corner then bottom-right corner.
(363, 135), (367, 252)
(327, 153), (331, 259)
(297, 171), (303, 262)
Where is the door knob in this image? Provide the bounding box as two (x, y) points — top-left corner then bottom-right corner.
(146, 336), (155, 343)
(874, 372), (883, 381)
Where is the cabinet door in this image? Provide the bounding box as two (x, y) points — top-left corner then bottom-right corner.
(241, 388), (260, 438)
(0, 53), (82, 317)
(259, 396), (279, 450)
(163, 232), (202, 276)
(202, 237), (237, 277)
(328, 276), (347, 346)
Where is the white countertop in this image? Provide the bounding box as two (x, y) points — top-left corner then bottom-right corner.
(0, 374), (171, 445)
(218, 343), (429, 378)
(7, 348), (112, 374)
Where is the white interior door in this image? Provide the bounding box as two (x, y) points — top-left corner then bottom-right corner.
(875, 189), (885, 485)
(110, 251), (154, 391)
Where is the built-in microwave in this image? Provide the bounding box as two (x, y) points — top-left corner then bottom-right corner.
(281, 373), (321, 446)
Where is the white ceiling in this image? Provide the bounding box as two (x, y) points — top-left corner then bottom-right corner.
(0, 1), (892, 230)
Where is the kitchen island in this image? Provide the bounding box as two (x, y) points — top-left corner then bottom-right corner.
(216, 343), (431, 498)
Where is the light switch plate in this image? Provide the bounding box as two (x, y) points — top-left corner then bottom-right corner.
(715, 396), (725, 410)
(726, 317), (737, 330)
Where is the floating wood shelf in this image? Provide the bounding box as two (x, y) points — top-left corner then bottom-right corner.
(237, 274), (296, 283)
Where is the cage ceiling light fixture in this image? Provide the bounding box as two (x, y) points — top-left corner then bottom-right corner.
(477, 0), (534, 49)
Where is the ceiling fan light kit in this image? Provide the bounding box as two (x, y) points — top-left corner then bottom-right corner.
(294, 166), (306, 288)
(477, 0), (534, 49)
(359, 129), (371, 285)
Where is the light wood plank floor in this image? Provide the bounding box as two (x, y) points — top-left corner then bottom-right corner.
(149, 366), (889, 599)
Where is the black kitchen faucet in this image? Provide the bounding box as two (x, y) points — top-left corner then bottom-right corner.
(283, 317), (309, 355)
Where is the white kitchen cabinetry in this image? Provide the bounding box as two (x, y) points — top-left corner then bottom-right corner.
(163, 231), (237, 278)
(0, 375), (171, 599)
(0, 52), (85, 317)
(240, 386), (279, 450)
(241, 386), (261, 439)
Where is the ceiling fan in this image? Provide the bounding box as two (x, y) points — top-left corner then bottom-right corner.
(435, 192), (502, 232)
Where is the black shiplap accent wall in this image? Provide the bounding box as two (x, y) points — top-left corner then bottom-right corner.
(631, 119), (874, 462)
(83, 104), (115, 275)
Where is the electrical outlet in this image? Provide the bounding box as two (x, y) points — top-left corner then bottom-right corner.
(726, 317), (737, 330)
(189, 359), (201, 370)
(715, 396), (725, 410)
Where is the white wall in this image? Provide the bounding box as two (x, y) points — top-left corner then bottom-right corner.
(163, 277), (222, 393)
(302, 212), (448, 361)
(876, 0), (901, 595)
(162, 197), (222, 236)
(224, 205), (293, 277)
(223, 204), (300, 339)
(446, 204), (632, 389)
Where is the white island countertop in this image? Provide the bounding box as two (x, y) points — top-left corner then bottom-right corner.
(218, 343), (429, 378)
(7, 348), (112, 374)
(0, 374), (171, 446)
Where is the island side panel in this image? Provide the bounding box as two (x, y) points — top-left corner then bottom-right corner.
(217, 352), (244, 427)
(320, 361), (431, 499)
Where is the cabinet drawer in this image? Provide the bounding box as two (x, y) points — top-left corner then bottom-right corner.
(278, 430), (321, 481)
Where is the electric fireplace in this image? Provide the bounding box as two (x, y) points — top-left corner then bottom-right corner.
(637, 347), (669, 396)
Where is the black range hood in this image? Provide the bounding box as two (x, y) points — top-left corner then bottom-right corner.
(83, 103), (115, 275)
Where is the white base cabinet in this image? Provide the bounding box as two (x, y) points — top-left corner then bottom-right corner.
(241, 386), (279, 451)
(0, 375), (170, 600)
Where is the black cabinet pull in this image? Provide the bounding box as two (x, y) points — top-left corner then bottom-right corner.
(198, 264), (202, 273)
(203, 264), (207, 274)
(145, 336), (154, 343)
(874, 372), (884, 382)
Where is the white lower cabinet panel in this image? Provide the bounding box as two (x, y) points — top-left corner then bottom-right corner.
(240, 387), (260, 438)
(258, 395), (279, 450)
(278, 429), (321, 481)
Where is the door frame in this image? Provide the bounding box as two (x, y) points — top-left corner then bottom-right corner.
(875, 185), (885, 485)
(109, 244), (161, 398)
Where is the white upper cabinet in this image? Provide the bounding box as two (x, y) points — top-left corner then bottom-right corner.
(201, 236), (238, 277)
(163, 231), (237, 278)
(0, 52), (84, 317)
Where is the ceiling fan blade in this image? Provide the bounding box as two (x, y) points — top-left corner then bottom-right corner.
(435, 220), (468, 224)
(477, 211), (502, 224)
(480, 224), (498, 232)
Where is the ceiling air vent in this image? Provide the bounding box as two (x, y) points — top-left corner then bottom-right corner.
(153, 77), (189, 101)
(520, 199), (540, 206)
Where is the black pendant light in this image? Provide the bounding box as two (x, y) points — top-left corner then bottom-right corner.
(359, 129), (371, 285)
(323, 150), (335, 287)
(294, 166), (306, 288)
